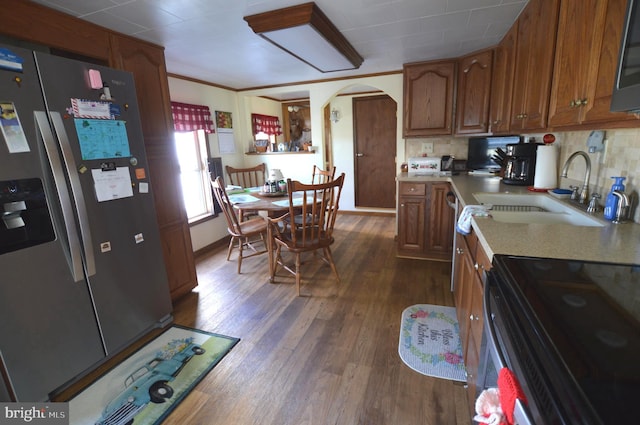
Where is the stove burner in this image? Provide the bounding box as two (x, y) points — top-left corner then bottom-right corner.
(595, 329), (628, 348)
(562, 293), (587, 308)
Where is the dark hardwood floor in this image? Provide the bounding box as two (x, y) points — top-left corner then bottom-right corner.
(163, 214), (470, 424)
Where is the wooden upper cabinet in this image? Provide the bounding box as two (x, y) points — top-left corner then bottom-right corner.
(455, 49), (493, 135)
(489, 23), (518, 134)
(548, 0), (608, 127)
(549, 0), (638, 128)
(403, 60), (456, 137)
(110, 35), (175, 140)
(510, 0), (560, 132)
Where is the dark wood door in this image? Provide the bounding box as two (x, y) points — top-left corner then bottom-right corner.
(353, 95), (397, 208)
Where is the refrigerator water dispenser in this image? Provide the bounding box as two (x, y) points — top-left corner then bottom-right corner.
(0, 178), (55, 255)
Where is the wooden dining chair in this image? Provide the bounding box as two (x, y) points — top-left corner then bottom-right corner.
(225, 163), (266, 220)
(211, 176), (268, 274)
(267, 173), (345, 296)
(311, 165), (336, 183)
(226, 163), (266, 188)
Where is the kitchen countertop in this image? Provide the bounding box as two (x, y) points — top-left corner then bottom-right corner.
(397, 172), (640, 265)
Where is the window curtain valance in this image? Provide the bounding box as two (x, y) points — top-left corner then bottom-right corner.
(251, 113), (282, 136)
(171, 101), (215, 133)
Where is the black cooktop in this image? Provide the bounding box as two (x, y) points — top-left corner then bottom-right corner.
(492, 255), (640, 424)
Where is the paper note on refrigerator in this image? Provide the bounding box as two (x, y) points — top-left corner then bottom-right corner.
(91, 167), (134, 202)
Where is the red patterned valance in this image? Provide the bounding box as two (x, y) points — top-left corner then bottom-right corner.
(171, 101), (215, 133)
(251, 113), (282, 136)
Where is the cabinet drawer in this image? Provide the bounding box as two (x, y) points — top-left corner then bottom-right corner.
(399, 182), (426, 196)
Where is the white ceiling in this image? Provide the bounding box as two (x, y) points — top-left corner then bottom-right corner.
(31, 0), (527, 96)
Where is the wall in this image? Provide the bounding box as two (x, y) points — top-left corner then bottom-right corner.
(170, 74), (403, 250)
(171, 72), (640, 253)
(406, 129), (640, 223)
(547, 129), (639, 223)
(168, 77), (242, 251)
(239, 74), (404, 212)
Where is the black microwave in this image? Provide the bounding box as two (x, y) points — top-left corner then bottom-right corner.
(611, 0), (640, 112)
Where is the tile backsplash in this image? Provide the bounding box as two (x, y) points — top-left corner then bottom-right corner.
(406, 129), (640, 222)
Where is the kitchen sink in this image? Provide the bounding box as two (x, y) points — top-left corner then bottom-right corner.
(473, 193), (604, 227)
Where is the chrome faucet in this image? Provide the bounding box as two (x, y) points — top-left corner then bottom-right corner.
(561, 151), (591, 204)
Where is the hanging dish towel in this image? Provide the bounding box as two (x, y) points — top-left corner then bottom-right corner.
(456, 205), (489, 235)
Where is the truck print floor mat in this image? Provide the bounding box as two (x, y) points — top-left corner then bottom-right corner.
(398, 304), (466, 382)
(69, 325), (239, 425)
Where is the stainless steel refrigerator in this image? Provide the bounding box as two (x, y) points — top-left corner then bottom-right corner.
(0, 44), (173, 401)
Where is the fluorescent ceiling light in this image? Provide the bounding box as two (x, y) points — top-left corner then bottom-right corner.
(244, 2), (363, 73)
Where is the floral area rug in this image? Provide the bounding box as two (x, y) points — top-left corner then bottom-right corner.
(398, 304), (466, 382)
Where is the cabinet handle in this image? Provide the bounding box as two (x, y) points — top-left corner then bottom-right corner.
(581, 98), (588, 106)
(474, 262), (479, 270)
(456, 247), (464, 255)
(470, 314), (479, 321)
(570, 100), (576, 108)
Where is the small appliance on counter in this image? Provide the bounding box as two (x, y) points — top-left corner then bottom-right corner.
(440, 155), (468, 174)
(407, 157), (442, 175)
(503, 141), (541, 185)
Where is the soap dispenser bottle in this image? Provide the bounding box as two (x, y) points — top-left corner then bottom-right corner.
(604, 177), (626, 220)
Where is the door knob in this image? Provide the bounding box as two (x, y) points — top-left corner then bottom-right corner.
(356, 153), (364, 157)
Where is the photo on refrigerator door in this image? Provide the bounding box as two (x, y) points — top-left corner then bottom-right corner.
(0, 101), (30, 153)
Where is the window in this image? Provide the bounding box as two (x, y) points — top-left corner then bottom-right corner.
(174, 130), (214, 222)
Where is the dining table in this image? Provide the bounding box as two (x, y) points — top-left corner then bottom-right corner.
(227, 189), (292, 218)
(228, 188), (307, 281)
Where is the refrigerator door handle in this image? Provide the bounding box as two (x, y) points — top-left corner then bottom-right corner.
(0, 349), (18, 402)
(49, 111), (97, 277)
(34, 111), (86, 282)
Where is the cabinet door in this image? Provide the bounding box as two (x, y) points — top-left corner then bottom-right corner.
(456, 49), (493, 135)
(582, 0), (640, 125)
(398, 196), (426, 252)
(489, 24), (518, 134)
(510, 0), (560, 131)
(456, 238), (476, 357)
(425, 183), (455, 259)
(403, 60), (456, 137)
(111, 35), (198, 300)
(548, 0), (607, 127)
(465, 331), (481, 417)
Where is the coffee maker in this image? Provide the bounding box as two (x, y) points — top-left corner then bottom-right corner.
(502, 142), (540, 185)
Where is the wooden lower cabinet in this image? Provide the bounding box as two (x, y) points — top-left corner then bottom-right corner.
(452, 228), (491, 417)
(397, 181), (454, 260)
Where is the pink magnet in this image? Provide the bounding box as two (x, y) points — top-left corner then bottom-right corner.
(89, 69), (103, 89)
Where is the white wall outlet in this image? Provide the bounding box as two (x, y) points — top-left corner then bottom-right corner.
(421, 142), (434, 154)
